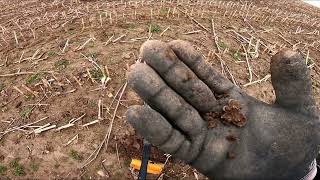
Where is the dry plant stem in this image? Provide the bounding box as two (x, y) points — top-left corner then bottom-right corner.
(277, 32), (293, 46)
(243, 74), (271, 87)
(62, 39), (69, 53)
(254, 39), (260, 58)
(82, 120), (100, 127)
(211, 19), (221, 52)
(101, 160), (111, 177)
(105, 82), (127, 151)
(56, 123), (75, 131)
(86, 68), (96, 83)
(107, 83), (125, 111)
(32, 49), (41, 59)
(211, 20), (225, 76)
(104, 65), (110, 77)
(81, 82), (127, 169)
(1, 117), (49, 136)
(214, 53), (238, 86)
(127, 37), (148, 42)
(13, 86), (24, 95)
(17, 57), (31, 64)
(191, 18), (209, 32)
(63, 134), (79, 146)
(69, 113), (86, 124)
(178, 7), (209, 32)
(104, 110), (122, 120)
(23, 104), (49, 106)
(32, 56), (49, 65)
(98, 99), (103, 120)
(72, 75), (83, 86)
(22, 84), (39, 97)
(29, 96), (46, 114)
(112, 34), (126, 43)
(1, 95), (20, 108)
(157, 154), (172, 180)
(242, 44), (253, 83)
(148, 25), (152, 39)
(0, 71), (53, 77)
(305, 50), (310, 65)
(34, 124), (56, 134)
(81, 53), (103, 72)
(13, 31), (19, 45)
(64, 89), (76, 94)
(160, 26), (170, 36)
(210, 19), (238, 86)
(104, 34), (114, 45)
(1, 120), (11, 123)
(82, 53), (108, 87)
(31, 28), (36, 39)
(148, 32), (153, 41)
(88, 87), (105, 92)
(183, 30), (202, 35)
(76, 38), (93, 51)
(80, 126), (104, 168)
(0, 119), (16, 140)
(115, 141), (121, 168)
(193, 170), (200, 180)
(227, 29), (273, 53)
(99, 14), (103, 27)
(225, 64), (238, 86)
(81, 18), (85, 31)
(0, 117), (50, 139)
(4, 57), (8, 67)
(19, 51), (25, 63)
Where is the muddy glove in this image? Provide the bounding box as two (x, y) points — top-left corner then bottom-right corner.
(126, 40), (320, 180)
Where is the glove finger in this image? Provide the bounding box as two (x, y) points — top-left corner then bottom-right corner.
(140, 40), (220, 113)
(128, 63), (207, 138)
(168, 40), (235, 94)
(126, 105), (205, 162)
(271, 49), (317, 115)
(126, 105), (174, 146)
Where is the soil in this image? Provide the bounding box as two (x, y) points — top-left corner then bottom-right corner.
(1, 0), (320, 179)
(203, 112), (219, 129)
(226, 134), (238, 142)
(221, 100), (247, 127)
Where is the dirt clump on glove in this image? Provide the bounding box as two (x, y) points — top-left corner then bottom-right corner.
(221, 99), (247, 127)
(203, 99), (247, 128)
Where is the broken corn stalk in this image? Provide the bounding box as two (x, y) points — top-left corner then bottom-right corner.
(130, 159), (164, 175)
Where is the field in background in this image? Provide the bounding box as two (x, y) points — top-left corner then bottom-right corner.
(305, 1), (320, 8)
(1, 0), (320, 179)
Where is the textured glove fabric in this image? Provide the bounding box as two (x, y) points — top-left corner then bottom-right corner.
(126, 40), (320, 180)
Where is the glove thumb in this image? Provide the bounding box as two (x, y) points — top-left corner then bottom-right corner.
(270, 49), (317, 115)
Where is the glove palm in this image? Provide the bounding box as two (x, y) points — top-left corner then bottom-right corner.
(127, 40), (319, 179)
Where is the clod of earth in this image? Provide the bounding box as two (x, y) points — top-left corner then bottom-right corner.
(226, 134), (238, 142)
(227, 152), (236, 159)
(203, 112), (219, 129)
(203, 99), (247, 129)
(221, 99), (247, 127)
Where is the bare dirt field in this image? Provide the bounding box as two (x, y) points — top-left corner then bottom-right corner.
(1, 0), (320, 179)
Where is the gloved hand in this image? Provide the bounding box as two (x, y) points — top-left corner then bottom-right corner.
(126, 40), (320, 180)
